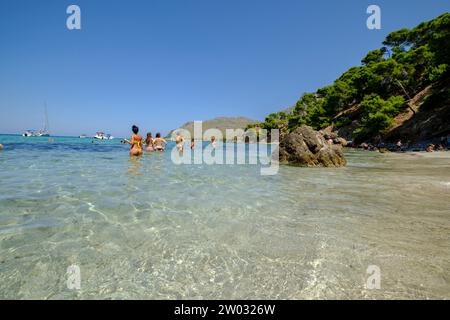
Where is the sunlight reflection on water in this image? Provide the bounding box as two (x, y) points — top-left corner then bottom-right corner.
(0, 135), (449, 299)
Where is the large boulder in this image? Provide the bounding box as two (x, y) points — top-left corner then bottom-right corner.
(277, 126), (347, 167)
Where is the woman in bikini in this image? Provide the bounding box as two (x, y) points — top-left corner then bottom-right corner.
(153, 133), (167, 151)
(124, 125), (143, 156)
(145, 132), (154, 151)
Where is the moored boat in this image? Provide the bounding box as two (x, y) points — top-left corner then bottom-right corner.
(23, 104), (50, 137)
(94, 132), (114, 140)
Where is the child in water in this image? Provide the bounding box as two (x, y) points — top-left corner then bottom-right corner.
(190, 138), (195, 150)
(153, 133), (167, 151)
(124, 125), (143, 156)
(145, 132), (154, 151)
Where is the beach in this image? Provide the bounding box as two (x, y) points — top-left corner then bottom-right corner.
(0, 135), (449, 299)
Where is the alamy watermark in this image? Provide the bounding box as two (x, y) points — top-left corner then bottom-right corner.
(67, 264), (81, 290)
(366, 265), (381, 290)
(367, 5), (381, 30)
(65, 4), (381, 31)
(66, 5), (81, 30)
(169, 121), (279, 176)
(66, 4), (381, 30)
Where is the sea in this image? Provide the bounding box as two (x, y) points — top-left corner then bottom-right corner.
(0, 134), (449, 299)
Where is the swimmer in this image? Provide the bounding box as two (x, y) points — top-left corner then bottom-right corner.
(145, 132), (154, 151)
(211, 136), (217, 149)
(175, 133), (184, 152)
(153, 133), (167, 151)
(123, 125), (143, 156)
(0, 144), (3, 150)
(190, 138), (195, 150)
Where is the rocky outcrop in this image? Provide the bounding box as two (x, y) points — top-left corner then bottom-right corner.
(278, 126), (347, 167)
(321, 130), (348, 147)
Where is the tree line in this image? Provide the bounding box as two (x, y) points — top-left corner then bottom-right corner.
(252, 13), (449, 143)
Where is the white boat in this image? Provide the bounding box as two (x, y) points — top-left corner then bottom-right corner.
(23, 130), (36, 137)
(22, 130), (50, 137)
(94, 132), (114, 140)
(23, 104), (50, 137)
(79, 134), (87, 139)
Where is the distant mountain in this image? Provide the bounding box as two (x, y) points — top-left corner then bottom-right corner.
(167, 116), (258, 140)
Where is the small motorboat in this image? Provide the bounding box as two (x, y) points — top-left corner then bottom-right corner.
(94, 132), (114, 140)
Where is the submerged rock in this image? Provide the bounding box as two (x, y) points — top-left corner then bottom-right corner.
(278, 126), (347, 167)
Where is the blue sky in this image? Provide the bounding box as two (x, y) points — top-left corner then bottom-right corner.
(0, 0), (448, 137)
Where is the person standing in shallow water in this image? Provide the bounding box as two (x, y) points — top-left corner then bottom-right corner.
(153, 133), (167, 151)
(211, 136), (217, 149)
(175, 133), (184, 152)
(124, 125), (143, 156)
(145, 132), (154, 152)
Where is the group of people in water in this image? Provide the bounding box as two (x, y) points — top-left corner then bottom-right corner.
(123, 125), (218, 157)
(0, 125), (220, 156)
(122, 125), (167, 156)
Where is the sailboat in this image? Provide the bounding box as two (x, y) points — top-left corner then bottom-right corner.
(23, 104), (50, 137)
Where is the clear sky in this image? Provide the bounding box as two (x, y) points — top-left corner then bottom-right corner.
(0, 0), (448, 137)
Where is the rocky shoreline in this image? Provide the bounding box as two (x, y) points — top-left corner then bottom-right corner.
(276, 126), (449, 167)
(346, 140), (450, 153)
(319, 126), (450, 153)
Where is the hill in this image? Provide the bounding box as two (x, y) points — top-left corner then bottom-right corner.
(167, 116), (258, 140)
(255, 13), (450, 146)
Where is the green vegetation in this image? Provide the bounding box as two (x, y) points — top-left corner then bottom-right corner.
(255, 13), (450, 142)
(354, 95), (406, 140)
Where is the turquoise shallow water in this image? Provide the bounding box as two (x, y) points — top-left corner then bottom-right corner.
(0, 134), (449, 299)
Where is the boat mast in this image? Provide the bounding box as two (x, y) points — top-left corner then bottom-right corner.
(43, 101), (49, 133)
